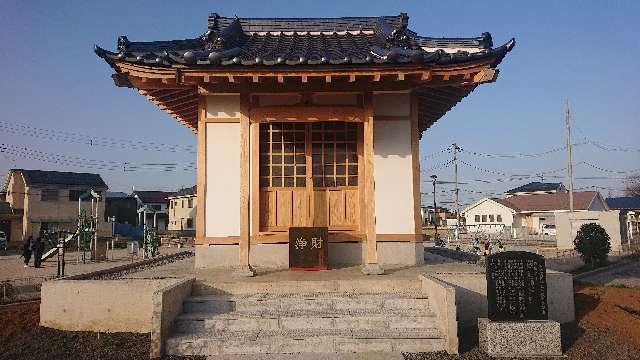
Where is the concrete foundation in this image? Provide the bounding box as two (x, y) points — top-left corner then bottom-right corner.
(195, 242), (424, 269)
(478, 318), (562, 357)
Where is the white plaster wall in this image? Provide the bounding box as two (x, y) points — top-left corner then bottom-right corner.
(205, 122), (240, 237)
(373, 92), (410, 116)
(555, 210), (623, 251)
(205, 95), (240, 118)
(373, 120), (415, 234)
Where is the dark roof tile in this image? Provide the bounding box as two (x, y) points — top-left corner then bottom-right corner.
(15, 169), (107, 188)
(95, 13), (515, 69)
(606, 197), (640, 210)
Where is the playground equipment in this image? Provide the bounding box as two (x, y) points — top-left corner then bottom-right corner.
(143, 225), (159, 259)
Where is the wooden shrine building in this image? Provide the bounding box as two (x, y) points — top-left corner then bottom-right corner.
(95, 13), (514, 274)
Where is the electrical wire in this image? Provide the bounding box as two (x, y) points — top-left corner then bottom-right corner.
(0, 120), (195, 153)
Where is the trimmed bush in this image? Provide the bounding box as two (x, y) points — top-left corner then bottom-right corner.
(573, 223), (611, 268)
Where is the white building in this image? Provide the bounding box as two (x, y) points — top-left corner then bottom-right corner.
(168, 186), (196, 232)
(463, 191), (608, 235)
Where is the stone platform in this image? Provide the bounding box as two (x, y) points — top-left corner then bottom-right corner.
(478, 318), (562, 357)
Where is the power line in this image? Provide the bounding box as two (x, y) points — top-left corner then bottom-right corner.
(0, 143), (195, 172)
(0, 120), (195, 153)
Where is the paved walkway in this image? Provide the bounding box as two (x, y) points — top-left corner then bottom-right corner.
(577, 260), (640, 288)
(0, 246), (185, 283)
(194, 252), (482, 284)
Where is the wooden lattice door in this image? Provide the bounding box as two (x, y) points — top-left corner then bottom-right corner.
(259, 122), (360, 232)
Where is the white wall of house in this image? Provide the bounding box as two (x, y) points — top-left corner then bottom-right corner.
(205, 120), (240, 237)
(463, 198), (514, 233)
(168, 195), (197, 231)
(372, 92), (416, 235)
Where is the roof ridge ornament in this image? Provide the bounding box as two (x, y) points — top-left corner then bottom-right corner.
(374, 16), (415, 50)
(200, 16), (244, 52)
(117, 36), (130, 52)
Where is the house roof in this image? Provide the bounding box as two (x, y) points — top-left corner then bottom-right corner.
(493, 191), (602, 212)
(9, 169), (107, 189)
(506, 182), (565, 194)
(170, 186), (196, 198)
(95, 13), (514, 69)
(606, 196), (640, 210)
(105, 191), (131, 199)
(133, 191), (174, 204)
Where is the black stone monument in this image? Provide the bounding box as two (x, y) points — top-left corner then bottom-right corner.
(486, 251), (548, 321)
(289, 227), (328, 271)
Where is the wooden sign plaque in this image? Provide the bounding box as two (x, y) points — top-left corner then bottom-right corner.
(289, 227), (328, 271)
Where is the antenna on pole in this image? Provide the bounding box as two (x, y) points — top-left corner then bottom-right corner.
(565, 98), (574, 213)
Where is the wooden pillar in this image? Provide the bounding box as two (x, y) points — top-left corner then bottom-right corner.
(362, 93), (382, 274)
(250, 121), (260, 238)
(410, 91), (423, 240)
(238, 93), (254, 276)
(195, 96), (206, 243)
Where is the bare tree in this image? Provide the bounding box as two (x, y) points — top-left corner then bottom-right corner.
(625, 175), (640, 197)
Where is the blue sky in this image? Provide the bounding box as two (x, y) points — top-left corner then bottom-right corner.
(0, 1), (638, 207)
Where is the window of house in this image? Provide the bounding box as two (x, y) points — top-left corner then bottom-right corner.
(150, 204), (161, 211)
(188, 198), (194, 208)
(170, 201), (174, 209)
(497, 214), (502, 222)
(186, 218), (193, 228)
(481, 215), (487, 222)
(181, 199), (185, 208)
(475, 215), (480, 222)
(489, 215), (495, 222)
(259, 122), (358, 188)
(41, 189), (59, 201)
(69, 190), (85, 201)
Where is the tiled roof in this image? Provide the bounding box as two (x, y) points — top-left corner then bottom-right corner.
(133, 191), (174, 204)
(606, 196), (640, 210)
(105, 191), (130, 199)
(95, 13), (514, 69)
(506, 182), (565, 194)
(14, 169), (107, 188)
(493, 191), (601, 212)
(171, 186), (196, 197)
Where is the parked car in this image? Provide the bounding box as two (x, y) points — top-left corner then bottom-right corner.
(0, 231), (7, 251)
(541, 224), (557, 236)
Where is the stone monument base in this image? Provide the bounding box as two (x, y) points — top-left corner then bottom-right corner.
(478, 318), (562, 357)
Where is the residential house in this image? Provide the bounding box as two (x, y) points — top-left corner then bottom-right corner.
(133, 191), (174, 231)
(505, 182), (566, 197)
(104, 192), (137, 225)
(1, 169), (108, 243)
(606, 196), (640, 247)
(168, 186), (197, 233)
(420, 206), (453, 228)
(463, 191), (608, 235)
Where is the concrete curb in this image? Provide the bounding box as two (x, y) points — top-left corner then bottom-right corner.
(150, 277), (195, 359)
(573, 258), (638, 281)
(62, 250), (194, 280)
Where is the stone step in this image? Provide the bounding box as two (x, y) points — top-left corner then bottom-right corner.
(174, 313), (439, 333)
(192, 279), (422, 296)
(166, 332), (445, 356)
(182, 293), (430, 315)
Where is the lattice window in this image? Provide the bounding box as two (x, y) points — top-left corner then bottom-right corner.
(311, 122), (358, 187)
(259, 123), (307, 188)
(259, 122), (359, 188)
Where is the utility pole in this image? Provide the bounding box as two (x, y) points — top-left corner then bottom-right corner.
(452, 143), (461, 240)
(565, 99), (574, 213)
(430, 175), (438, 240)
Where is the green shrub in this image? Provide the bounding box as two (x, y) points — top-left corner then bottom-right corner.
(573, 223), (611, 268)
